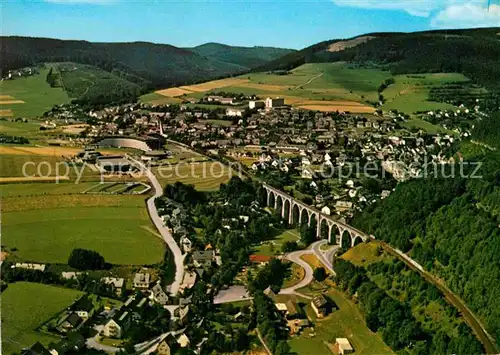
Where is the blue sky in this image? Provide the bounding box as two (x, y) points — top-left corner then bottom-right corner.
(2, 0), (499, 49)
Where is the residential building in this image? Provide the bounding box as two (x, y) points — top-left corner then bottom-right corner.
(101, 277), (125, 296)
(249, 100), (265, 109)
(226, 108), (244, 117)
(133, 272), (150, 289)
(180, 271), (197, 292)
(311, 294), (332, 318)
(192, 251), (214, 268)
(57, 313), (82, 333)
(14, 263), (46, 272)
(151, 283), (169, 305)
(177, 334), (190, 348)
(72, 296), (95, 319)
(335, 338), (354, 355)
(265, 97), (285, 108)
(180, 236), (193, 253)
(178, 306), (190, 325)
(156, 334), (177, 355)
(102, 311), (131, 339)
(22, 342), (52, 355)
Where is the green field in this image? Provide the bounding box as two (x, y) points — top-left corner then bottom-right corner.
(288, 288), (393, 355)
(0, 182), (98, 197)
(0, 67), (70, 117)
(153, 161), (233, 191)
(1, 282), (83, 353)
(2, 194), (165, 265)
(254, 229), (300, 256)
(382, 73), (471, 114)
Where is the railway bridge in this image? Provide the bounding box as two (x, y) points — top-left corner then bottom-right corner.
(262, 183), (369, 248)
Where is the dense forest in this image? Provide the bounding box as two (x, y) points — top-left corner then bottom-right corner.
(0, 36), (293, 90)
(352, 145), (500, 347)
(334, 259), (484, 354)
(472, 111), (500, 149)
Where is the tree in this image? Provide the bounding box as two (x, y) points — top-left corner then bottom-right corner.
(281, 241), (298, 253)
(313, 267), (327, 282)
(300, 223), (317, 246)
(68, 248), (106, 270)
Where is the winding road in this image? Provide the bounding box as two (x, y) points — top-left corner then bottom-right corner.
(126, 155), (185, 296)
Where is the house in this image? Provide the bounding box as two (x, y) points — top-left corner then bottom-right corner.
(265, 97), (285, 108)
(61, 272), (80, 280)
(311, 294), (332, 318)
(180, 236), (193, 253)
(180, 271), (197, 292)
(72, 296), (95, 319)
(177, 333), (190, 348)
(249, 100), (265, 109)
(151, 283), (169, 305)
(57, 313), (82, 333)
(275, 303), (288, 314)
(249, 254), (271, 265)
(22, 342), (52, 355)
(192, 250), (214, 268)
(226, 108), (244, 117)
(287, 318), (310, 335)
(334, 338), (354, 355)
(178, 305), (190, 325)
(263, 286), (277, 300)
(48, 333), (85, 355)
(156, 334), (177, 355)
(285, 300), (301, 319)
(133, 272), (151, 289)
(14, 263), (46, 272)
(101, 277), (125, 296)
(102, 310), (131, 338)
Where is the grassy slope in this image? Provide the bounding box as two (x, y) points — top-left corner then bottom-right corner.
(253, 229), (300, 256)
(2, 193), (165, 265)
(288, 288), (393, 355)
(1, 282), (83, 354)
(0, 68), (70, 117)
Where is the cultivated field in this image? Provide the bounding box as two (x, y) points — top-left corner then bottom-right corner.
(0, 67), (70, 117)
(1, 282), (83, 354)
(146, 62), (474, 115)
(2, 194), (165, 265)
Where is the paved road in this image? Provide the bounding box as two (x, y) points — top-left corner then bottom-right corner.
(311, 240), (338, 274)
(279, 250), (314, 299)
(127, 155), (185, 296)
(86, 325), (122, 353)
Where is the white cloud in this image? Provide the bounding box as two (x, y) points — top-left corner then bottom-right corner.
(431, 3), (500, 28)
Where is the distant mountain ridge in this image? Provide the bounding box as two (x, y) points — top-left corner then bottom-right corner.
(0, 36), (294, 90)
(187, 42), (296, 70)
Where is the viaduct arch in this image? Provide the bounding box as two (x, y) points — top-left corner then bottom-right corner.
(262, 183), (369, 248)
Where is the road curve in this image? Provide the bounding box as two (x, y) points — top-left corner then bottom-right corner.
(126, 155), (185, 296)
(279, 250), (314, 298)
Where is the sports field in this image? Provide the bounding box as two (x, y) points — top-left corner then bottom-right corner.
(153, 161), (234, 191)
(2, 194), (165, 265)
(0, 67), (70, 117)
(1, 282), (83, 354)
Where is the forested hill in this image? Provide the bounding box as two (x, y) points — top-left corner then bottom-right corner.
(0, 36), (292, 89)
(188, 43), (296, 70)
(351, 132), (500, 348)
(255, 27), (500, 91)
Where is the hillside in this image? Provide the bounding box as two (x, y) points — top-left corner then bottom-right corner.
(188, 43), (296, 70)
(256, 28), (500, 92)
(0, 37), (293, 91)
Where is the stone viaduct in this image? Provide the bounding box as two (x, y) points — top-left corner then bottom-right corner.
(262, 183), (369, 248)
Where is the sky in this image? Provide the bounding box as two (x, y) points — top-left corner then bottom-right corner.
(2, 0), (499, 49)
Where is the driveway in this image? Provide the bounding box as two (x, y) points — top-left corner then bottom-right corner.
(126, 155), (185, 296)
(214, 285), (252, 304)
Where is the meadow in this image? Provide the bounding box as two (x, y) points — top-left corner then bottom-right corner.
(1, 282), (83, 354)
(288, 287), (393, 355)
(0, 67), (70, 117)
(146, 62), (477, 116)
(253, 229), (300, 256)
(382, 73), (471, 114)
(153, 161), (233, 191)
(2, 194), (165, 265)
